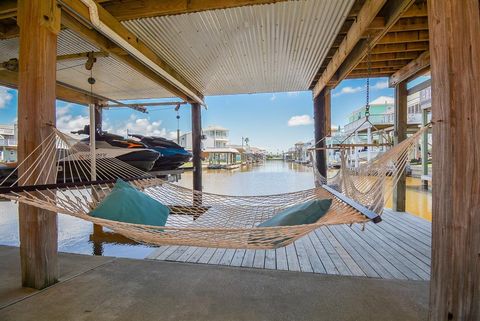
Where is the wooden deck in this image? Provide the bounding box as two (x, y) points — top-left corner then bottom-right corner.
(147, 210), (431, 281)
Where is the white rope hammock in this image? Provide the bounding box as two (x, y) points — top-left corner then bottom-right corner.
(0, 127), (427, 249)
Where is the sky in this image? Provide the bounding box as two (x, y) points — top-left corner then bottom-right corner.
(0, 77), (395, 152)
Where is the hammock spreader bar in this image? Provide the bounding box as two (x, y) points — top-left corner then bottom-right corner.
(322, 185), (382, 223)
(0, 176), (149, 195)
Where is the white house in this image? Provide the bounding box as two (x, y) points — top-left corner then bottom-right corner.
(179, 125), (230, 150)
(0, 124), (17, 163)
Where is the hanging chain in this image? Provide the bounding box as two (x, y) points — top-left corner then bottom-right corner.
(365, 34), (371, 120)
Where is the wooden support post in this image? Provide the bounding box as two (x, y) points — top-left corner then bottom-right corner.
(428, 0), (480, 319)
(392, 80), (407, 212)
(421, 108), (429, 189)
(17, 0), (60, 289)
(191, 103), (202, 198)
(313, 88), (330, 178)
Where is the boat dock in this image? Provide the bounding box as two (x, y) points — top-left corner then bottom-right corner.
(0, 244), (429, 321)
(148, 210), (431, 281)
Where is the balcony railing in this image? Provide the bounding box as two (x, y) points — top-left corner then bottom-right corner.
(0, 139), (17, 147)
(344, 113), (422, 133)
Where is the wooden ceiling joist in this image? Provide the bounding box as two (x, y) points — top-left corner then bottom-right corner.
(377, 30), (429, 45)
(311, 0), (388, 98)
(60, 0), (203, 102)
(369, 42), (429, 54)
(312, 0), (416, 98)
(366, 51), (425, 62)
(355, 59), (412, 70)
(389, 50), (430, 87)
(100, 0), (291, 21)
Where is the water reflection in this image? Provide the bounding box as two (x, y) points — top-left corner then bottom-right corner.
(0, 202), (154, 259)
(179, 160), (432, 220)
(177, 161), (315, 195)
(0, 160), (431, 259)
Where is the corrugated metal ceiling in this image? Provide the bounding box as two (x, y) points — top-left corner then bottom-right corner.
(0, 29), (173, 101)
(1, 1), (354, 100)
(123, 0), (354, 96)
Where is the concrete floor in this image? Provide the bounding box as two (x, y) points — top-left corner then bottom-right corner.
(0, 245), (429, 321)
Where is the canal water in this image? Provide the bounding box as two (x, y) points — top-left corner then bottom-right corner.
(0, 160), (431, 258)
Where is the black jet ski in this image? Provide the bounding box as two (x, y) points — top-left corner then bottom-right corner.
(0, 127), (160, 186)
(129, 134), (192, 171)
(70, 126), (160, 172)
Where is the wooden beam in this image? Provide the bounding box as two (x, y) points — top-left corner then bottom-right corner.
(392, 80), (407, 212)
(389, 51), (430, 87)
(57, 51), (108, 61)
(312, 0), (388, 98)
(369, 16), (429, 32)
(370, 42), (429, 54)
(60, 0), (203, 102)
(346, 72), (394, 79)
(378, 30), (429, 44)
(0, 70), (99, 105)
(101, 0), (290, 21)
(313, 88), (330, 178)
(367, 51), (424, 62)
(17, 0), (59, 289)
(60, 12), (190, 101)
(402, 1), (427, 18)
(355, 59), (412, 70)
(191, 103), (202, 195)
(331, 0), (416, 92)
(428, 0), (480, 319)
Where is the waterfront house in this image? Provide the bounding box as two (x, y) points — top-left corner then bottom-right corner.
(0, 124), (17, 163)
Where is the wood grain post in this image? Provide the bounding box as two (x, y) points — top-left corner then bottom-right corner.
(392, 80), (407, 212)
(191, 103), (202, 205)
(17, 0), (60, 289)
(313, 88), (330, 178)
(428, 0), (480, 319)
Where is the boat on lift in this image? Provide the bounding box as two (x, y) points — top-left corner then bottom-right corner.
(128, 134), (192, 171)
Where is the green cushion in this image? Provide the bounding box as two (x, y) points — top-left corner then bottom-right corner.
(90, 179), (170, 227)
(258, 199), (332, 227)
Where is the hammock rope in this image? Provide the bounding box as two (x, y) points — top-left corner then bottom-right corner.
(0, 126), (427, 249)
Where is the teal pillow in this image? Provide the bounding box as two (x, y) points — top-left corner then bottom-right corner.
(258, 199), (332, 227)
(90, 179), (170, 227)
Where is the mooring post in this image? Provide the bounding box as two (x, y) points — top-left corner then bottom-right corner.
(392, 80), (407, 212)
(313, 88), (330, 178)
(191, 103), (202, 204)
(17, 0), (60, 289)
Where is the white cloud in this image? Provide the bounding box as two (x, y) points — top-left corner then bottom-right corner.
(56, 105), (89, 134)
(0, 87), (13, 109)
(372, 80), (389, 90)
(270, 94), (276, 101)
(104, 114), (170, 138)
(332, 86), (363, 97)
(287, 115), (314, 127)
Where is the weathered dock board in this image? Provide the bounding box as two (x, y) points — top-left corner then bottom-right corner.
(147, 210), (431, 281)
